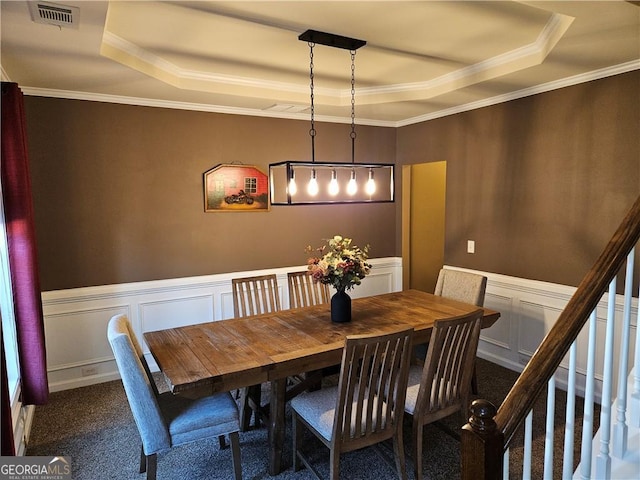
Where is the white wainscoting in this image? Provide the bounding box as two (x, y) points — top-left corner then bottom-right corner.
(41, 257), (402, 392)
(41, 260), (637, 402)
(448, 266), (638, 403)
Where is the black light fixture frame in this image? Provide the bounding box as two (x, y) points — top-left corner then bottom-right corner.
(298, 30), (366, 50)
(269, 161), (395, 205)
(269, 30), (395, 206)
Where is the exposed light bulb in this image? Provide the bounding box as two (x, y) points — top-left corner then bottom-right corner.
(365, 169), (376, 195)
(307, 168), (319, 196)
(288, 170), (297, 196)
(347, 169), (358, 195)
(328, 169), (339, 196)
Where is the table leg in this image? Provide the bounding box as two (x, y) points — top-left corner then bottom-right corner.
(268, 377), (286, 475)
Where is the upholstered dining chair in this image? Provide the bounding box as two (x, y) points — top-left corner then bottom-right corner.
(107, 314), (242, 480)
(434, 268), (487, 307)
(232, 273), (282, 430)
(291, 328), (415, 480)
(404, 309), (483, 480)
(287, 270), (330, 309)
(433, 268), (487, 394)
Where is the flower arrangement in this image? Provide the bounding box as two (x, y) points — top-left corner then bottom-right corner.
(305, 235), (372, 292)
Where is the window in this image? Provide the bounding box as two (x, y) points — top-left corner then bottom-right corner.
(0, 184), (20, 405)
(244, 177), (257, 194)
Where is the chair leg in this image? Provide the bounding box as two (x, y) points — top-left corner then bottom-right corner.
(139, 446), (146, 473)
(329, 447), (340, 480)
(292, 411), (302, 472)
(413, 422), (423, 480)
(146, 453), (157, 480)
(392, 428), (408, 480)
(252, 385), (262, 428)
(218, 435), (227, 449)
(471, 363), (479, 395)
(239, 384), (262, 431)
(239, 387), (252, 431)
(229, 431), (242, 480)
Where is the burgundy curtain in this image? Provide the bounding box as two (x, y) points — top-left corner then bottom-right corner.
(1, 82), (49, 407)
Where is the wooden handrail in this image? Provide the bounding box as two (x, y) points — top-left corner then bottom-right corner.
(496, 194), (640, 445)
(462, 195), (640, 479)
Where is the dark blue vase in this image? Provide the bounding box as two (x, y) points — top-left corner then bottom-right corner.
(331, 288), (351, 323)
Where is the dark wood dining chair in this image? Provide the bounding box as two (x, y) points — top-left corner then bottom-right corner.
(288, 270), (337, 386)
(404, 309), (483, 480)
(434, 268), (487, 394)
(291, 327), (415, 480)
(231, 274), (282, 430)
(232, 273), (282, 317)
(287, 270), (330, 308)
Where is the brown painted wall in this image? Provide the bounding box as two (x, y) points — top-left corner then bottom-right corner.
(25, 99), (396, 290)
(397, 71), (640, 288)
(24, 71), (639, 292)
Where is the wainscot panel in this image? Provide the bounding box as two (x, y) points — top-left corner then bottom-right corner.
(41, 257), (402, 391)
(447, 266), (638, 404)
(42, 260), (635, 401)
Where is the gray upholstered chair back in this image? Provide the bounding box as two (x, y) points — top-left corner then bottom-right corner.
(434, 269), (487, 306)
(107, 315), (170, 454)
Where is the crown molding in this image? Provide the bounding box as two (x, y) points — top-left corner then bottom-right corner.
(19, 60), (639, 128)
(1, 65), (12, 82)
(358, 12), (573, 100)
(396, 60), (640, 127)
(18, 87), (395, 127)
(101, 31), (339, 98)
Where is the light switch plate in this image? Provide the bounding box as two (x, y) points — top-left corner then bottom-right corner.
(467, 240), (475, 254)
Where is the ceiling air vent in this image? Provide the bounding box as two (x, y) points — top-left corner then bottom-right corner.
(264, 104), (309, 113)
(28, 1), (79, 29)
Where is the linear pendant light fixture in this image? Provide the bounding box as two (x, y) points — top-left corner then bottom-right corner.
(269, 30), (394, 205)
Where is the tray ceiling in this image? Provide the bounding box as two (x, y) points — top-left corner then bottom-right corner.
(1, 1), (638, 126)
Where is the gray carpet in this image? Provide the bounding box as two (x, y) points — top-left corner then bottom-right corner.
(26, 358), (598, 479)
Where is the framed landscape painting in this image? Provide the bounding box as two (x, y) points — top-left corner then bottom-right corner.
(203, 164), (270, 212)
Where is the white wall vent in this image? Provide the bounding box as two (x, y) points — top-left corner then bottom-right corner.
(263, 104), (309, 113)
(28, 1), (80, 29)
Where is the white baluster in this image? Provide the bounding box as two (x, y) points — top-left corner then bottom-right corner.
(504, 448), (510, 480)
(562, 341), (577, 479)
(595, 278), (617, 479)
(631, 250), (640, 428)
(544, 376), (556, 480)
(613, 248), (634, 457)
(579, 311), (597, 480)
(523, 410), (533, 480)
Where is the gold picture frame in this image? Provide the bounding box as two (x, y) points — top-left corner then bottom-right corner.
(203, 164), (270, 212)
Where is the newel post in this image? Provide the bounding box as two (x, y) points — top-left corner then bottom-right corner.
(461, 399), (504, 480)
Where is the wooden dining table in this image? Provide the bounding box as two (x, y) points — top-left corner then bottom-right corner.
(144, 289), (500, 475)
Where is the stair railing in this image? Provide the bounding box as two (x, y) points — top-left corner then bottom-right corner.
(461, 195), (640, 479)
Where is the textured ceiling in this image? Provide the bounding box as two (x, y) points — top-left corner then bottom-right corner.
(1, 1), (639, 126)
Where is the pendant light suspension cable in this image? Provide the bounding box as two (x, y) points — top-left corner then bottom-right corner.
(309, 42), (316, 163)
(307, 41), (319, 196)
(347, 49), (358, 196)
